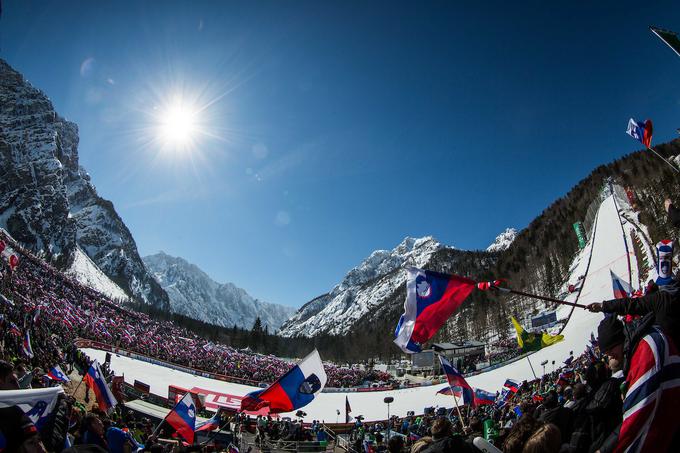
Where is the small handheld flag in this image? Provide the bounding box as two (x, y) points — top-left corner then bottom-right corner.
(610, 270), (632, 299)
(46, 365), (70, 383)
(22, 331), (34, 358)
(473, 388), (496, 406)
(626, 118), (653, 148)
(166, 392), (197, 443)
(438, 355), (474, 406)
(83, 360), (118, 413)
(394, 267), (476, 354)
(195, 408), (222, 432)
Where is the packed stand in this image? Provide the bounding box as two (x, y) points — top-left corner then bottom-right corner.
(0, 234), (389, 388)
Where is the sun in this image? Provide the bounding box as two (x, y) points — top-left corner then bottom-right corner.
(157, 102), (198, 147)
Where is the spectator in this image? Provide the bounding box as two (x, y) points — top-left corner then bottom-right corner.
(596, 314), (680, 452)
(522, 422), (561, 453)
(0, 360), (19, 390)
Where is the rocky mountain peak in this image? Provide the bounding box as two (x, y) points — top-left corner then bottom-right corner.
(486, 228), (518, 253)
(0, 58), (169, 309)
(143, 252), (296, 330)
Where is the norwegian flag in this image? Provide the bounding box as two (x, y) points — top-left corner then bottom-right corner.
(615, 327), (680, 452)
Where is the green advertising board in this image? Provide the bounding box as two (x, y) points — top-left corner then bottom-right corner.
(573, 221), (586, 249)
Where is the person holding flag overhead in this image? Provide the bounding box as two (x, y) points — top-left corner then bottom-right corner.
(240, 349), (327, 414)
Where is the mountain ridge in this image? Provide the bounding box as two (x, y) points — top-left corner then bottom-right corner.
(143, 251), (296, 330)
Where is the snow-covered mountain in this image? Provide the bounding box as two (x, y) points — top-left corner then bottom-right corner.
(486, 228), (518, 252)
(143, 252), (296, 330)
(279, 236), (444, 337)
(0, 59), (169, 309)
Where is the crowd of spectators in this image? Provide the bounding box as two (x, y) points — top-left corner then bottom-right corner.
(0, 233), (389, 389)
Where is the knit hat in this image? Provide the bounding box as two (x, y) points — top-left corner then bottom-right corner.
(0, 406), (39, 453)
(598, 315), (625, 352)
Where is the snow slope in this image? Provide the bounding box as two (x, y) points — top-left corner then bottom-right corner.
(67, 247), (130, 302)
(82, 194), (629, 422)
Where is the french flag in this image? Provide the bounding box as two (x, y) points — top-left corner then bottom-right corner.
(166, 392), (197, 444)
(504, 379), (520, 393)
(394, 268), (476, 353)
(47, 365), (70, 383)
(473, 388), (496, 406)
(240, 349), (327, 414)
(438, 355), (474, 406)
(611, 270), (632, 299)
(83, 360), (117, 413)
(195, 409), (222, 432)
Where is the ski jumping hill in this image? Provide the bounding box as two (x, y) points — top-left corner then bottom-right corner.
(82, 191), (632, 422)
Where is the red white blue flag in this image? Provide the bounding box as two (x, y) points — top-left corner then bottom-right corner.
(394, 267), (476, 353)
(195, 409), (222, 432)
(240, 349), (327, 414)
(166, 392), (197, 443)
(610, 270), (632, 299)
(504, 379), (520, 393)
(626, 118), (653, 148)
(438, 355), (474, 406)
(83, 360), (117, 413)
(46, 365), (70, 383)
(22, 331), (34, 359)
(473, 388), (496, 406)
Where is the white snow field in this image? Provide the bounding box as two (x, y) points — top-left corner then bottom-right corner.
(82, 194), (633, 422)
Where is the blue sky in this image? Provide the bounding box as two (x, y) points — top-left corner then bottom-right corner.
(2, 1), (680, 307)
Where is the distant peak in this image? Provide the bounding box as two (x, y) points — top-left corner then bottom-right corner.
(486, 228), (518, 252)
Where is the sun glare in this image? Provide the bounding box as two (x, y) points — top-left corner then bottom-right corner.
(158, 103), (198, 146)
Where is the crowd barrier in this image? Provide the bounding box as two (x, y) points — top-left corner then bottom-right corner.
(75, 338), (437, 393)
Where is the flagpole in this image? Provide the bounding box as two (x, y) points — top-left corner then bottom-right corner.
(645, 146), (680, 173)
(492, 287), (588, 309)
(450, 390), (467, 430)
(525, 355), (538, 380)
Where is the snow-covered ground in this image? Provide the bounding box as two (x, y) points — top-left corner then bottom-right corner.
(82, 194), (631, 422)
(67, 247), (130, 302)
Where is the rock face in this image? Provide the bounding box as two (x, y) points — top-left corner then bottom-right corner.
(279, 236), (445, 337)
(0, 59), (169, 309)
(486, 228), (518, 252)
(143, 252), (296, 330)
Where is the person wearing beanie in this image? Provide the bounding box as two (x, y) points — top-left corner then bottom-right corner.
(0, 406), (48, 453)
(587, 282), (680, 346)
(595, 312), (680, 452)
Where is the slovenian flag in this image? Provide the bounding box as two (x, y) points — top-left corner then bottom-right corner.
(22, 331), (34, 358)
(438, 355), (474, 406)
(166, 392), (197, 443)
(610, 270), (632, 299)
(504, 379), (520, 393)
(47, 365), (70, 383)
(626, 118), (653, 148)
(473, 388), (496, 406)
(240, 349), (327, 414)
(394, 268), (476, 353)
(83, 360), (117, 413)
